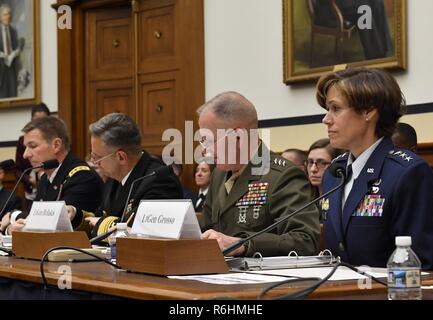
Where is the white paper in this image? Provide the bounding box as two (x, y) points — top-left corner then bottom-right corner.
(169, 272), (290, 285)
(24, 201), (72, 232)
(131, 200), (201, 239)
(248, 266), (388, 281)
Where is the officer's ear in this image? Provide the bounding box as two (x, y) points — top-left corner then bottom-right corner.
(51, 137), (63, 154)
(116, 149), (128, 163)
(364, 107), (378, 122)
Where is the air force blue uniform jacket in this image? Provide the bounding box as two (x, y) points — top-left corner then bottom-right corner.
(322, 138), (433, 269)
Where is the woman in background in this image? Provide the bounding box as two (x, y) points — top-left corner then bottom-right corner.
(192, 160), (214, 213)
(305, 138), (343, 221)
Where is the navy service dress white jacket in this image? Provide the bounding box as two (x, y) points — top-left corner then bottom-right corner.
(321, 138), (433, 269)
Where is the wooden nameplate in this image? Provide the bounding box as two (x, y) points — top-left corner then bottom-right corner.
(12, 231), (91, 260)
(116, 237), (229, 276)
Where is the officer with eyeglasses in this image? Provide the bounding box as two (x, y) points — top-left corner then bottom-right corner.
(198, 91), (320, 257)
(305, 138), (344, 222)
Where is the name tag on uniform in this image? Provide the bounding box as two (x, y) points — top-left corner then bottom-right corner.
(131, 200), (201, 239)
(353, 195), (385, 217)
(24, 201), (73, 232)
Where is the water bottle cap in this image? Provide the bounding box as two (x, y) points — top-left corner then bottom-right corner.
(116, 223), (128, 230)
(395, 236), (411, 246)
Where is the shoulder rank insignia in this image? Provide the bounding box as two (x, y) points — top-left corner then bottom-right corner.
(68, 165), (91, 178)
(274, 158), (287, 167)
(388, 150), (413, 162)
(333, 152), (348, 162)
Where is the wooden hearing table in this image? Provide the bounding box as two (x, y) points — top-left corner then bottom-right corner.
(0, 256), (432, 300)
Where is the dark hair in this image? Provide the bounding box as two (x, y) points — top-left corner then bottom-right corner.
(308, 138), (344, 160)
(22, 116), (71, 151)
(316, 68), (406, 138)
(31, 103), (50, 118)
(89, 113), (142, 155)
(392, 122), (418, 151)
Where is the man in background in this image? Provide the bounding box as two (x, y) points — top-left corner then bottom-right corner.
(281, 148), (307, 171)
(392, 122), (418, 152)
(0, 162), (21, 219)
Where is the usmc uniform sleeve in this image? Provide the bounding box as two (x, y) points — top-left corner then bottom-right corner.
(238, 163), (320, 256)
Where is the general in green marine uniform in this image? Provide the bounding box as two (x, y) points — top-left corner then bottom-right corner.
(198, 91), (320, 257)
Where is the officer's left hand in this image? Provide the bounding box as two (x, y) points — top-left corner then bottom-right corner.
(66, 206), (76, 221)
(201, 229), (245, 257)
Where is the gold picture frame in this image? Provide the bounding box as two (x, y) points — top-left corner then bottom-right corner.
(0, 0), (40, 108)
(283, 0), (407, 84)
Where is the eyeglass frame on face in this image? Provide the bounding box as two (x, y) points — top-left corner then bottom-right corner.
(90, 150), (117, 165)
(305, 159), (331, 170)
(198, 128), (236, 151)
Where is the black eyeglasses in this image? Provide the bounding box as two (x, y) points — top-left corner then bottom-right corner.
(305, 159), (331, 169)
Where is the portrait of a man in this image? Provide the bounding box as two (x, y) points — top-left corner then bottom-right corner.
(0, 3), (23, 98)
(283, 0), (406, 84)
(0, 0), (37, 104)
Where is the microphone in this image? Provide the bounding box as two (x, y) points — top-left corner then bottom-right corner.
(222, 162), (347, 256)
(89, 165), (172, 244)
(0, 159), (60, 219)
(0, 159), (15, 170)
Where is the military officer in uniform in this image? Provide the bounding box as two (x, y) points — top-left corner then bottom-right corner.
(198, 91), (320, 257)
(317, 68), (433, 269)
(2, 116), (103, 235)
(86, 113), (183, 241)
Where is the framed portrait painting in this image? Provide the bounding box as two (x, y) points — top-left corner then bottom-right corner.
(283, 0), (407, 84)
(0, 0), (40, 108)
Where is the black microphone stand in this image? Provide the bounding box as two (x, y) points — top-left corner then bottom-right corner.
(223, 169), (346, 256)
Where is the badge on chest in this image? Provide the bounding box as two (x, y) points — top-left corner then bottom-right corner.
(235, 182), (269, 224)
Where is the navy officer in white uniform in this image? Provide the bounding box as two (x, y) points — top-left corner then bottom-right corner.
(317, 67), (433, 269)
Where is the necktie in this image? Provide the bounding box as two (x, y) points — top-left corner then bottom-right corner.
(346, 164), (353, 182)
(195, 193), (205, 210)
(224, 172), (240, 194)
(5, 26), (11, 56)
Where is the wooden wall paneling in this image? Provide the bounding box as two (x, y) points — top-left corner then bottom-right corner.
(418, 143), (433, 169)
(137, 71), (178, 152)
(174, 0), (205, 192)
(87, 7), (133, 81)
(139, 1), (176, 73)
(55, 0), (205, 192)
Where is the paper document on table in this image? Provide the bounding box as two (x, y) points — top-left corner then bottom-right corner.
(168, 272), (290, 285)
(250, 266), (389, 281)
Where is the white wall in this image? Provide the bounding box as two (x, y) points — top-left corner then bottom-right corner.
(1, 0), (432, 143)
(205, 0), (433, 121)
(0, 0), (57, 142)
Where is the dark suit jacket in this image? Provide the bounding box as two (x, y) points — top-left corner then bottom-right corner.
(0, 24), (19, 95)
(322, 138), (433, 269)
(19, 153), (104, 232)
(0, 187), (21, 219)
(312, 0), (392, 59)
(92, 151), (183, 239)
(192, 191), (207, 213)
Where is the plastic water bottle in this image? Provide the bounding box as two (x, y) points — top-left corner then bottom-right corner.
(108, 223), (128, 262)
(387, 236), (422, 300)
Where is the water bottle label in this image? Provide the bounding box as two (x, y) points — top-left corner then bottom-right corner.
(388, 269), (421, 289)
